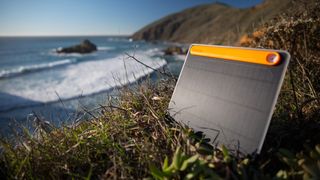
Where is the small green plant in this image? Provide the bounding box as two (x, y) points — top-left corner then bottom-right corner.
(150, 147), (221, 180)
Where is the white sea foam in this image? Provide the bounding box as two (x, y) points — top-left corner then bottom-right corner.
(146, 48), (163, 55)
(174, 54), (186, 61)
(97, 46), (114, 51)
(3, 50), (167, 105)
(48, 48), (96, 57)
(0, 59), (76, 78)
(50, 51), (85, 57)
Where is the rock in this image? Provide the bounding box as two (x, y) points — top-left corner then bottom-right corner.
(57, 39), (97, 54)
(163, 46), (187, 55)
(131, 0), (292, 45)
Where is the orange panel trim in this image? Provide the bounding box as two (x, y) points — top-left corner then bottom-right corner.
(190, 45), (281, 66)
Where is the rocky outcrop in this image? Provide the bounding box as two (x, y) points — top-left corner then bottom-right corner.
(131, 0), (292, 45)
(163, 46), (187, 55)
(57, 40), (97, 54)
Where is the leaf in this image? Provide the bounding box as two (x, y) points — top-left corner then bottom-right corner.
(202, 138), (211, 143)
(180, 155), (199, 171)
(221, 145), (228, 156)
(163, 164), (175, 174)
(276, 170), (288, 179)
(196, 142), (213, 155)
(221, 145), (231, 163)
(184, 164), (202, 180)
(185, 172), (196, 179)
(298, 159), (305, 166)
(150, 164), (168, 180)
(162, 156), (169, 171)
(241, 158), (250, 166)
(173, 147), (182, 169)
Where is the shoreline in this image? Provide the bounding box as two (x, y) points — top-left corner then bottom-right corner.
(0, 67), (163, 114)
(0, 57), (183, 135)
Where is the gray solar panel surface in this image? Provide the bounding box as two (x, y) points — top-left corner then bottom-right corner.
(169, 46), (290, 154)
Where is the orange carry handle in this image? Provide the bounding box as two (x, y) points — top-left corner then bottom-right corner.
(190, 45), (281, 66)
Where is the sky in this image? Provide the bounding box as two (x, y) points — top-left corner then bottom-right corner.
(0, 0), (263, 36)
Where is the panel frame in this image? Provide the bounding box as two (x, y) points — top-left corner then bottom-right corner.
(169, 44), (290, 154)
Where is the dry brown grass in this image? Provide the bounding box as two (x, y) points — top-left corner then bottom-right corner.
(241, 0), (320, 122)
(239, 1), (320, 157)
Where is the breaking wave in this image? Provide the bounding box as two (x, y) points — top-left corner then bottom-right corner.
(0, 59), (76, 79)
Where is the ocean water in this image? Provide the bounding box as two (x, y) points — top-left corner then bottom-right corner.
(0, 36), (185, 134)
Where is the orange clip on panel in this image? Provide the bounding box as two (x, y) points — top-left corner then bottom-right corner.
(190, 45), (281, 66)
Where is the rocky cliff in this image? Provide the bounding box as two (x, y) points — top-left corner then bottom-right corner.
(131, 0), (292, 45)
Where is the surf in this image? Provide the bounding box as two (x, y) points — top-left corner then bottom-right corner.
(0, 50), (167, 111)
(0, 58), (76, 79)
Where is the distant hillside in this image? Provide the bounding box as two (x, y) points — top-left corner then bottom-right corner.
(131, 0), (292, 45)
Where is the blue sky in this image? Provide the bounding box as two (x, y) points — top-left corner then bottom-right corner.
(0, 0), (262, 36)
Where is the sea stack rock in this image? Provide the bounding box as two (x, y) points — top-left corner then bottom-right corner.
(57, 39), (97, 54)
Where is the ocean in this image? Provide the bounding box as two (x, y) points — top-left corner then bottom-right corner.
(0, 36), (185, 135)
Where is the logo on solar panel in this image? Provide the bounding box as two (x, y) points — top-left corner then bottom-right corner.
(169, 44), (290, 154)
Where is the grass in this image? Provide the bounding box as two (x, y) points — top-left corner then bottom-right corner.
(0, 77), (180, 179)
(1, 1), (320, 179)
(0, 74), (319, 179)
(240, 0), (320, 153)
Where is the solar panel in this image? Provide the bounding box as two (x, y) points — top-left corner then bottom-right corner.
(169, 44), (290, 154)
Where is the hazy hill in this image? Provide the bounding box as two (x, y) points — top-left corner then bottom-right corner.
(131, 0), (292, 45)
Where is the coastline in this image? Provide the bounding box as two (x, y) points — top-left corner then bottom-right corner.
(0, 51), (184, 136)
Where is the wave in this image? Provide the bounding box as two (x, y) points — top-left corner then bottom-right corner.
(0, 49), (167, 110)
(97, 46), (114, 51)
(106, 37), (131, 42)
(48, 50), (87, 57)
(48, 48), (99, 57)
(174, 54), (186, 61)
(0, 59), (76, 79)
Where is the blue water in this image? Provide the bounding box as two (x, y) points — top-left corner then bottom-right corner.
(0, 36), (184, 134)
